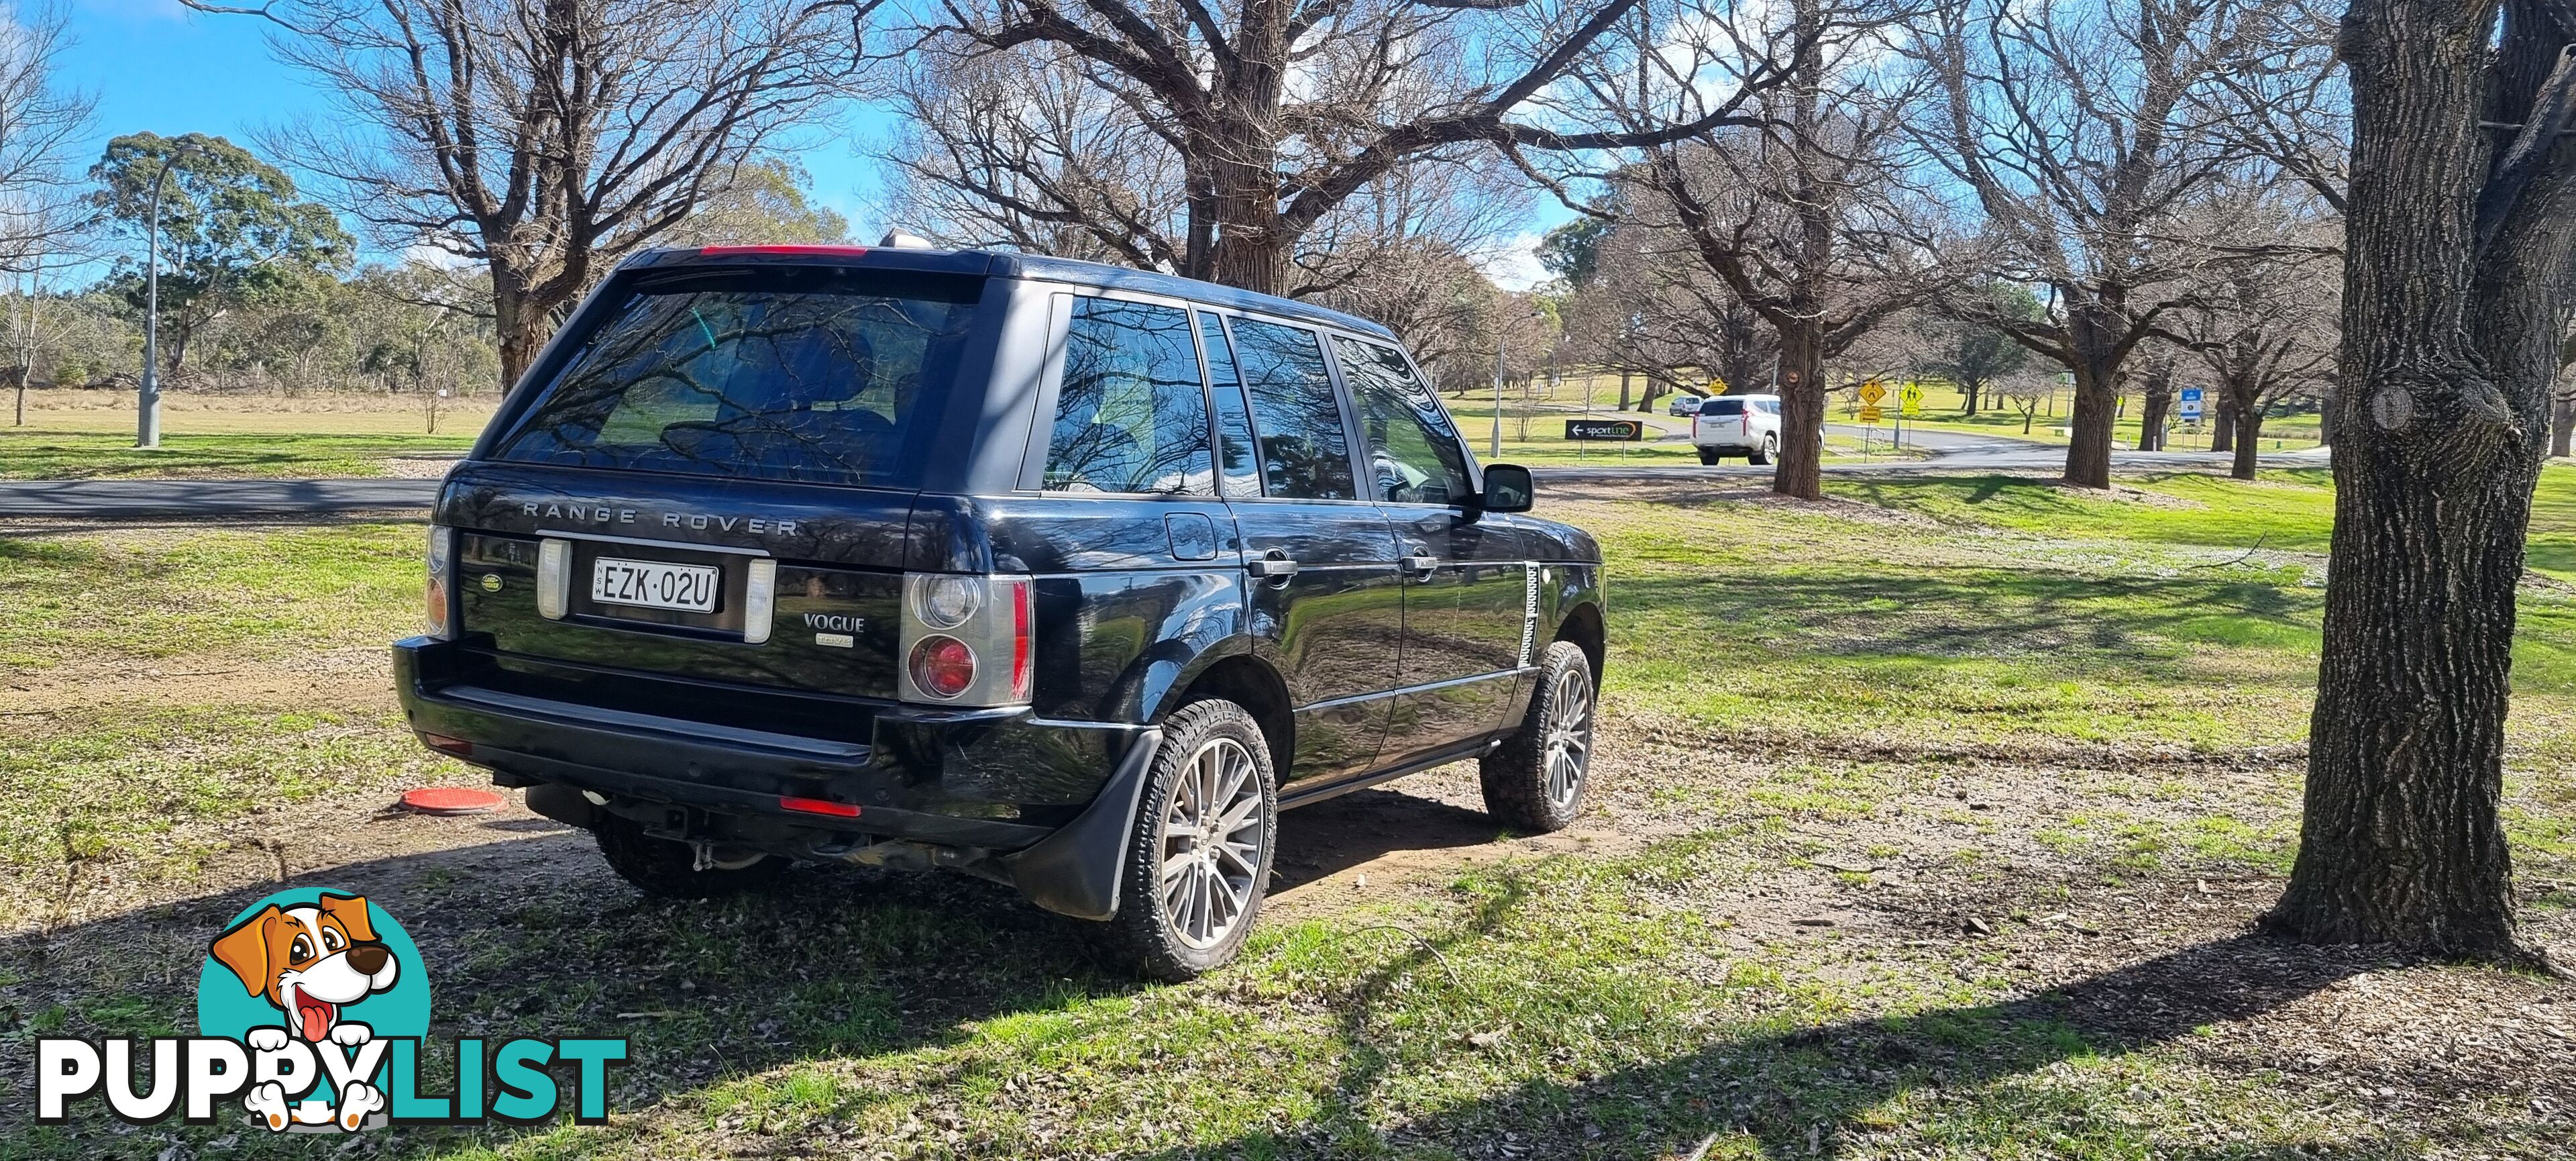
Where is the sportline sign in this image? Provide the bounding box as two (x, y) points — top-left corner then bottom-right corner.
(36, 888), (627, 1133)
(1564, 419), (1644, 441)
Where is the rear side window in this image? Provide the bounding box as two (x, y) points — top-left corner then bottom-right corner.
(1230, 318), (1355, 501)
(490, 272), (979, 487)
(1705, 398), (1745, 417)
(1338, 336), (1470, 507)
(1197, 312), (1262, 498)
(1755, 399), (1781, 415)
(1043, 297), (1213, 494)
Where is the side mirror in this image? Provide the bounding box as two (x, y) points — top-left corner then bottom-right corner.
(1479, 463), (1534, 513)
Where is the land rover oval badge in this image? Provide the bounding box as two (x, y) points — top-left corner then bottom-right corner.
(481, 574), (503, 593)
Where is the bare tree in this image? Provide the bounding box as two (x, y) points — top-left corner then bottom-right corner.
(887, 0), (1805, 297)
(1605, 0), (1934, 499)
(1912, 0), (2309, 489)
(2165, 189), (2339, 478)
(190, 0), (861, 387)
(2267, 3), (2576, 966)
(0, 4), (95, 424)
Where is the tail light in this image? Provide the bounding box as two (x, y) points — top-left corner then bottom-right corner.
(424, 526), (455, 639)
(898, 574), (1034, 706)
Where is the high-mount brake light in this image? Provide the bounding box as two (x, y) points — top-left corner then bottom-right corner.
(696, 244), (872, 258)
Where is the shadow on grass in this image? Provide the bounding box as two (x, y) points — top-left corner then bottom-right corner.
(0, 781), (1519, 1158)
(1615, 566), (2323, 672)
(1144, 914), (2375, 1160)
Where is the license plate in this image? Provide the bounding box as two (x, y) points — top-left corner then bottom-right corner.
(590, 557), (720, 613)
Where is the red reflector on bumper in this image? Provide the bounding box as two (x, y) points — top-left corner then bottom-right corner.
(421, 733), (473, 756)
(780, 796), (861, 817)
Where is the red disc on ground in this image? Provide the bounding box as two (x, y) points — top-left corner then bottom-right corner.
(400, 787), (505, 815)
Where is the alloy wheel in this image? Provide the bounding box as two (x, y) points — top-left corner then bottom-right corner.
(1157, 736), (1265, 949)
(1543, 668), (1594, 807)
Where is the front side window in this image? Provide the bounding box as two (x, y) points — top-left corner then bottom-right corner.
(491, 272), (980, 487)
(1231, 318), (1355, 501)
(1043, 297), (1214, 494)
(1337, 337), (1472, 507)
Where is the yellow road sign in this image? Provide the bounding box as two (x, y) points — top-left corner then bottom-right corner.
(1856, 381), (1888, 405)
(1898, 382), (1924, 415)
(1858, 405), (1885, 424)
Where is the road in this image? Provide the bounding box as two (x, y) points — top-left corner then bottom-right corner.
(0, 430), (2327, 517)
(1534, 423), (2327, 483)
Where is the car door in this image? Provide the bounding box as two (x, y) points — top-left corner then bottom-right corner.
(1008, 292), (1246, 721)
(1332, 334), (1533, 766)
(1203, 311), (1403, 786)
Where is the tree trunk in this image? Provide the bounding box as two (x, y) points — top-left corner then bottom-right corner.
(2212, 400), (2237, 453)
(2318, 389), (2338, 446)
(1773, 326), (1825, 501)
(2233, 407), (2263, 480)
(1962, 378), (1981, 415)
(491, 266), (551, 391)
(1618, 370), (1632, 411)
(2264, 4), (2567, 962)
(2060, 303), (2125, 488)
(2553, 394), (2574, 457)
(2137, 391), (2171, 452)
(2061, 360), (2118, 488)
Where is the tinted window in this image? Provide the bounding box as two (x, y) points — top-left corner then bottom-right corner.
(1755, 399), (1782, 415)
(1043, 297), (1213, 494)
(1338, 337), (1471, 507)
(1197, 312), (1262, 498)
(492, 274), (978, 486)
(1705, 398), (1745, 417)
(1231, 318), (1355, 501)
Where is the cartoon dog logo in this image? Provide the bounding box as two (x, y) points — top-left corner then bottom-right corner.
(209, 893), (399, 1130)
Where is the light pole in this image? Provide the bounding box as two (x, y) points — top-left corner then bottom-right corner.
(136, 144), (200, 450)
(1491, 322), (1505, 459)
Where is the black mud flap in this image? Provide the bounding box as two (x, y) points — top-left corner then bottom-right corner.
(1005, 727), (1163, 921)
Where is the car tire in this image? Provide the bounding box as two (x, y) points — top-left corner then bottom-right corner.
(1696, 448), (1721, 466)
(1748, 434), (1777, 466)
(1479, 641), (1597, 834)
(1106, 699), (1279, 981)
(594, 814), (786, 899)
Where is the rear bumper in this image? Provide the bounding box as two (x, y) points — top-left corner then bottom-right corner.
(392, 636), (1136, 852)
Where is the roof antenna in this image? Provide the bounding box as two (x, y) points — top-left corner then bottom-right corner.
(876, 230), (935, 249)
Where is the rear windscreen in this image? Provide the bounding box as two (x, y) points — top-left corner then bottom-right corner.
(489, 270), (981, 487)
(1705, 399), (1744, 416)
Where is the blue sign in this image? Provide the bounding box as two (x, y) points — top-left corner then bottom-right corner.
(2178, 387), (2204, 420)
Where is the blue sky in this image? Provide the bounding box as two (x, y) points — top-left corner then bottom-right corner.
(59, 1), (1549, 287)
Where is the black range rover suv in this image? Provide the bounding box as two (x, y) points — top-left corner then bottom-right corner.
(397, 242), (1605, 978)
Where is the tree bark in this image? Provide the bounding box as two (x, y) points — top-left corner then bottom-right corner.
(2137, 388), (2171, 450)
(2059, 301), (2125, 487)
(2553, 394), (2574, 456)
(1960, 378), (1980, 416)
(2265, 3), (2576, 962)
(2212, 399), (2237, 453)
(2233, 408), (2263, 480)
(1774, 327), (1826, 501)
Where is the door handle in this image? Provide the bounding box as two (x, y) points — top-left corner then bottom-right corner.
(1247, 551), (1301, 583)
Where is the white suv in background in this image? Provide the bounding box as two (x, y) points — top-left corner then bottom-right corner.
(1693, 394), (1782, 465)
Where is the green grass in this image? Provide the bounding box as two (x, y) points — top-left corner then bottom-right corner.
(0, 707), (467, 918)
(0, 429), (470, 478)
(5, 464), (2574, 1159)
(1593, 468), (2576, 754)
(0, 521), (425, 672)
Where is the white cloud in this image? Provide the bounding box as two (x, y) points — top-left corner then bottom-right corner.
(1477, 231), (1550, 293)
